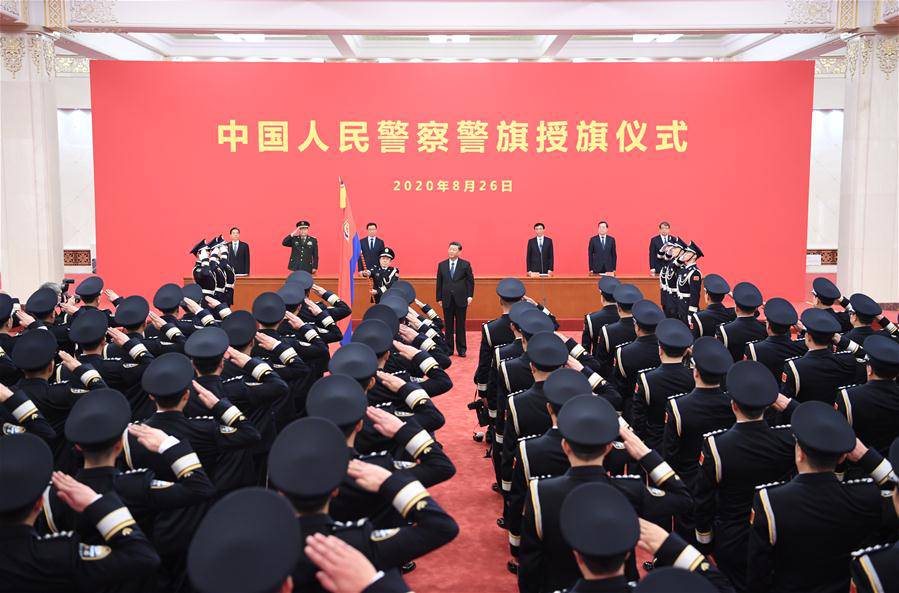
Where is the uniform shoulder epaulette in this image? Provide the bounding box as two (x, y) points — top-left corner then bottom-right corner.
(332, 518), (367, 529)
(122, 468), (148, 475)
(784, 355), (802, 362)
(373, 401), (393, 409)
(223, 376), (243, 383)
(746, 338), (763, 345)
(37, 531), (74, 540)
(755, 480), (786, 490)
(838, 383), (860, 391)
(359, 450), (389, 459)
(771, 423), (792, 430)
(667, 392), (688, 401)
(518, 433), (541, 442)
(616, 341), (632, 350)
(189, 415), (215, 421)
(508, 388), (527, 397)
(637, 367), (655, 375)
(612, 474), (641, 480)
(851, 543), (889, 558)
(843, 477), (874, 485)
(703, 428), (727, 439)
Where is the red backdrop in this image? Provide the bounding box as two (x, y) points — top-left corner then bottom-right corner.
(90, 61), (813, 301)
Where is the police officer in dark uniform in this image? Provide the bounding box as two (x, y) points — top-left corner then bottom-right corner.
(0, 294), (22, 387)
(659, 241), (684, 319)
(24, 287), (73, 353)
(0, 434), (160, 591)
(744, 297), (806, 381)
(716, 282), (766, 363)
(502, 332), (570, 497)
(582, 276), (620, 355)
(747, 401), (897, 593)
(835, 293), (899, 355)
(305, 373), (454, 531)
(39, 388), (215, 593)
(188, 488), (300, 593)
(836, 335), (899, 456)
(810, 276), (852, 333)
(505, 368), (592, 572)
(147, 283), (200, 339)
(614, 300), (664, 419)
(518, 395), (693, 593)
(268, 416), (458, 590)
(673, 241), (703, 323)
(11, 329), (108, 468)
(694, 361), (795, 590)
(850, 436), (899, 593)
(560, 483), (728, 593)
(633, 318), (695, 449)
(663, 336), (735, 537)
(595, 284), (643, 380)
(68, 275), (114, 325)
(283, 220), (319, 273)
(689, 273), (735, 339)
(778, 308), (863, 421)
(0, 380), (55, 441)
(361, 247), (400, 303)
(475, 278), (525, 422)
(190, 240), (217, 300)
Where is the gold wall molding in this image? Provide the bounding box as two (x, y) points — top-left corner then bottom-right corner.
(846, 36), (859, 78)
(1, 35), (24, 78)
(67, 0), (118, 24)
(815, 56), (846, 75)
(837, 0), (858, 30)
(0, 0), (21, 18)
(877, 36), (898, 77)
(56, 54), (89, 74)
(785, 0), (834, 25)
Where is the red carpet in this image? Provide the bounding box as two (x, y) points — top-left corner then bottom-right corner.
(405, 331), (516, 593)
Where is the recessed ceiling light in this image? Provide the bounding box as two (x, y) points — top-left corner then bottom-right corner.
(633, 34), (656, 43)
(450, 35), (470, 43)
(377, 58), (394, 63)
(308, 58), (325, 63)
(656, 34), (683, 43)
(276, 57), (293, 62)
(634, 57), (651, 62)
(603, 58), (618, 62)
(174, 56), (197, 62)
(701, 57), (714, 62)
(211, 57), (230, 62)
(241, 34), (265, 43)
(506, 58), (519, 63)
(473, 58), (489, 63)
(538, 57), (552, 62)
(428, 35), (449, 44)
(573, 58), (589, 63)
(409, 58), (423, 63)
(668, 57), (683, 62)
(345, 58), (358, 62)
(215, 33), (266, 43)
(439, 58), (458, 62)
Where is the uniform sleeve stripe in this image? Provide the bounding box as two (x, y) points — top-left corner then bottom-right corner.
(251, 362), (273, 381)
(858, 555), (885, 593)
(418, 357), (438, 374)
(80, 369), (102, 386)
(616, 347), (627, 378)
(11, 400), (38, 422)
(404, 388), (429, 409)
(508, 397), (521, 435)
(42, 487), (58, 533)
(708, 436), (722, 483)
(405, 430), (434, 459)
(586, 315), (594, 339)
(787, 359), (800, 396)
(509, 533), (521, 547)
(670, 400), (682, 437)
(841, 389), (853, 426)
(759, 489), (777, 546)
(520, 441), (531, 481)
(672, 544), (704, 571)
(601, 325), (611, 352)
(529, 479), (543, 540)
(484, 324), (492, 347)
(220, 405), (242, 427)
(171, 453), (202, 478)
(748, 342), (757, 361)
(640, 373), (651, 405)
(392, 481), (428, 518)
(570, 344), (585, 358)
(649, 461), (676, 485)
(96, 507), (136, 541)
(501, 361), (511, 393)
(692, 313), (703, 336)
(122, 429), (134, 469)
(870, 459), (894, 486)
(719, 327), (729, 348)
(279, 347), (298, 364)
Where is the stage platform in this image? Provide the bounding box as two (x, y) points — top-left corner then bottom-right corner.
(185, 275), (702, 329)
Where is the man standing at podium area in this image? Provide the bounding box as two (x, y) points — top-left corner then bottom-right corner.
(648, 221), (677, 276)
(282, 220), (318, 274)
(587, 220), (617, 275)
(228, 226), (251, 275)
(436, 241), (475, 357)
(358, 222), (385, 272)
(526, 222), (554, 277)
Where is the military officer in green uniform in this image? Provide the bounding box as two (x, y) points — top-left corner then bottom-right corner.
(283, 220), (319, 273)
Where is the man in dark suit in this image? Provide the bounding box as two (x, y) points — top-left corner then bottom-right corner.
(526, 222), (554, 276)
(648, 221), (677, 276)
(227, 227), (251, 275)
(436, 241), (475, 356)
(587, 221), (617, 275)
(282, 220), (318, 273)
(358, 222), (385, 273)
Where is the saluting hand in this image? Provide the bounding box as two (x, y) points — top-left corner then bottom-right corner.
(103, 289), (121, 303)
(57, 350), (80, 372)
(192, 380), (220, 409)
(397, 324), (418, 343)
(224, 346), (250, 368)
(182, 297), (201, 314)
(147, 311), (166, 330)
(304, 298), (323, 315)
(392, 340), (418, 361)
(283, 310), (304, 331)
(347, 459), (392, 493)
(619, 419), (650, 461)
(305, 533), (379, 593)
(311, 284), (326, 296)
(637, 518), (670, 555)
(128, 423), (170, 452)
(0, 384), (13, 403)
(376, 370), (406, 393)
(565, 355), (584, 372)
(254, 332), (279, 351)
(367, 406), (404, 439)
(204, 296), (221, 309)
(14, 309), (36, 326)
(52, 472), (100, 513)
(106, 327), (129, 347)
